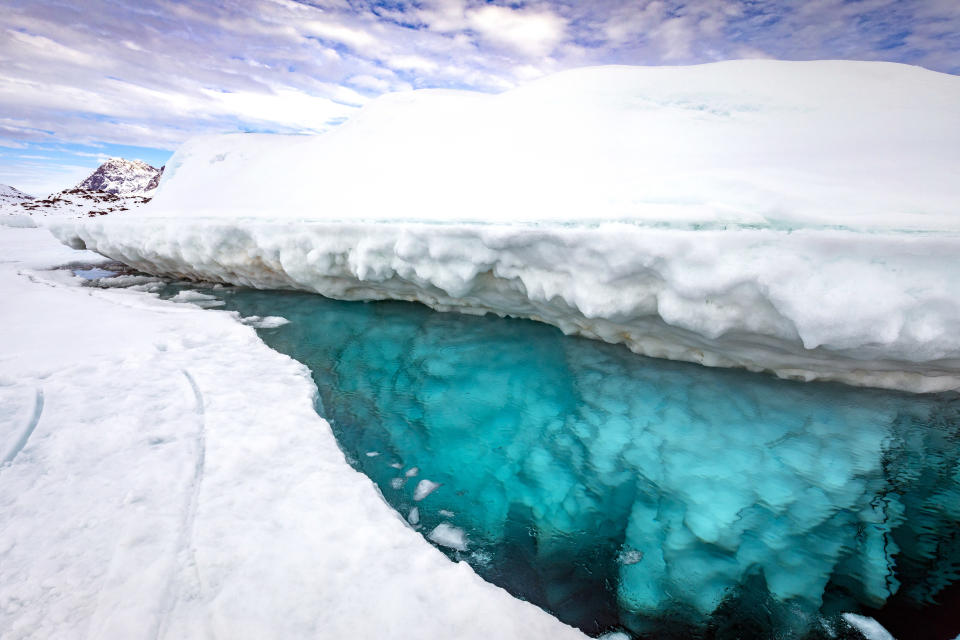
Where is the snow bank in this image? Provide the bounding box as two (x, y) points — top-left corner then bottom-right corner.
(0, 226), (584, 639)
(51, 60), (960, 392)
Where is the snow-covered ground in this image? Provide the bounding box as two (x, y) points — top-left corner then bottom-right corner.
(0, 224), (585, 639)
(0, 185), (34, 207)
(50, 60), (960, 392)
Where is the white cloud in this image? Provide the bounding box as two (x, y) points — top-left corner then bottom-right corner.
(384, 54), (440, 73)
(466, 5), (567, 58)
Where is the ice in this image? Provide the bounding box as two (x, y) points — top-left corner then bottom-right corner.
(413, 479), (442, 501)
(428, 523), (468, 551)
(217, 285), (960, 636)
(72, 267), (119, 280)
(170, 289), (226, 308)
(50, 61), (960, 392)
(408, 507), (420, 526)
(239, 315), (290, 329)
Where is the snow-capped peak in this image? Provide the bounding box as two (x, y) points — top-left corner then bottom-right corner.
(76, 158), (162, 196)
(0, 184), (35, 205)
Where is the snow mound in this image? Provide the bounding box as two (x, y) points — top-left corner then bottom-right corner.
(146, 60), (960, 230)
(51, 61), (960, 392)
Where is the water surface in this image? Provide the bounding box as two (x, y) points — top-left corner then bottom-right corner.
(162, 284), (960, 639)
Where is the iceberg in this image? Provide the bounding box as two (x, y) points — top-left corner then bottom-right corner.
(50, 60), (960, 392)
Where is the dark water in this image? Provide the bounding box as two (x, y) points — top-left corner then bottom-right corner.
(161, 283), (960, 639)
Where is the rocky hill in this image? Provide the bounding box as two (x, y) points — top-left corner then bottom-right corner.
(77, 158), (162, 196)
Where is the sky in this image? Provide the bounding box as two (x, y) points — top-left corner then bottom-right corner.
(1, 0), (958, 195)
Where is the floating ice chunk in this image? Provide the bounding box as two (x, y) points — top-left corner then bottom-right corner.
(240, 315), (290, 329)
(365, 451), (380, 457)
(841, 613), (895, 640)
(428, 523), (467, 551)
(413, 479), (441, 501)
(597, 633), (631, 640)
(390, 477), (405, 490)
(93, 274), (160, 288)
(390, 462), (403, 469)
(438, 509), (455, 518)
(171, 290), (215, 302)
(408, 507), (419, 525)
(170, 290), (225, 308)
(404, 466), (419, 477)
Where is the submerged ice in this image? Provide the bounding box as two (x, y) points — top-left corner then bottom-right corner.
(182, 285), (960, 638)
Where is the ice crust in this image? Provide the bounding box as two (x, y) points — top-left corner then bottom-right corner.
(50, 60), (960, 392)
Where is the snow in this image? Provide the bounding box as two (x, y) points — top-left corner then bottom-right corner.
(49, 60), (960, 392)
(0, 184), (34, 205)
(2, 188), (152, 220)
(0, 225), (585, 639)
(1, 159), (160, 221)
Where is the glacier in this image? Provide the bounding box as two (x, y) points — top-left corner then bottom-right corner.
(50, 60), (960, 392)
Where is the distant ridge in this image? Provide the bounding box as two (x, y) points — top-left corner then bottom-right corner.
(1, 158), (163, 219)
(0, 184), (35, 206)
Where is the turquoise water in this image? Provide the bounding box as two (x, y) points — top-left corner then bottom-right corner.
(165, 285), (960, 639)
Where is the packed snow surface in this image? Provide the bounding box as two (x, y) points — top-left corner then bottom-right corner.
(51, 60), (960, 392)
(0, 226), (584, 640)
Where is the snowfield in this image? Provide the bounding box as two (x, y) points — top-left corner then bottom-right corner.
(51, 60), (960, 392)
(0, 225), (585, 640)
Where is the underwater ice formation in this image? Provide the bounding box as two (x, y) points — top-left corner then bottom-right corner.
(195, 287), (960, 637)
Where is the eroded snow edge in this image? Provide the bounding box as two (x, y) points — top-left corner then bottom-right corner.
(51, 218), (960, 393)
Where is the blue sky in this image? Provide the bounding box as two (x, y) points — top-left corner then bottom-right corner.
(2, 0), (958, 195)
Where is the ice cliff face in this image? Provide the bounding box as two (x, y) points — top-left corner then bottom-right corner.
(50, 60), (960, 392)
(77, 158), (162, 196)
